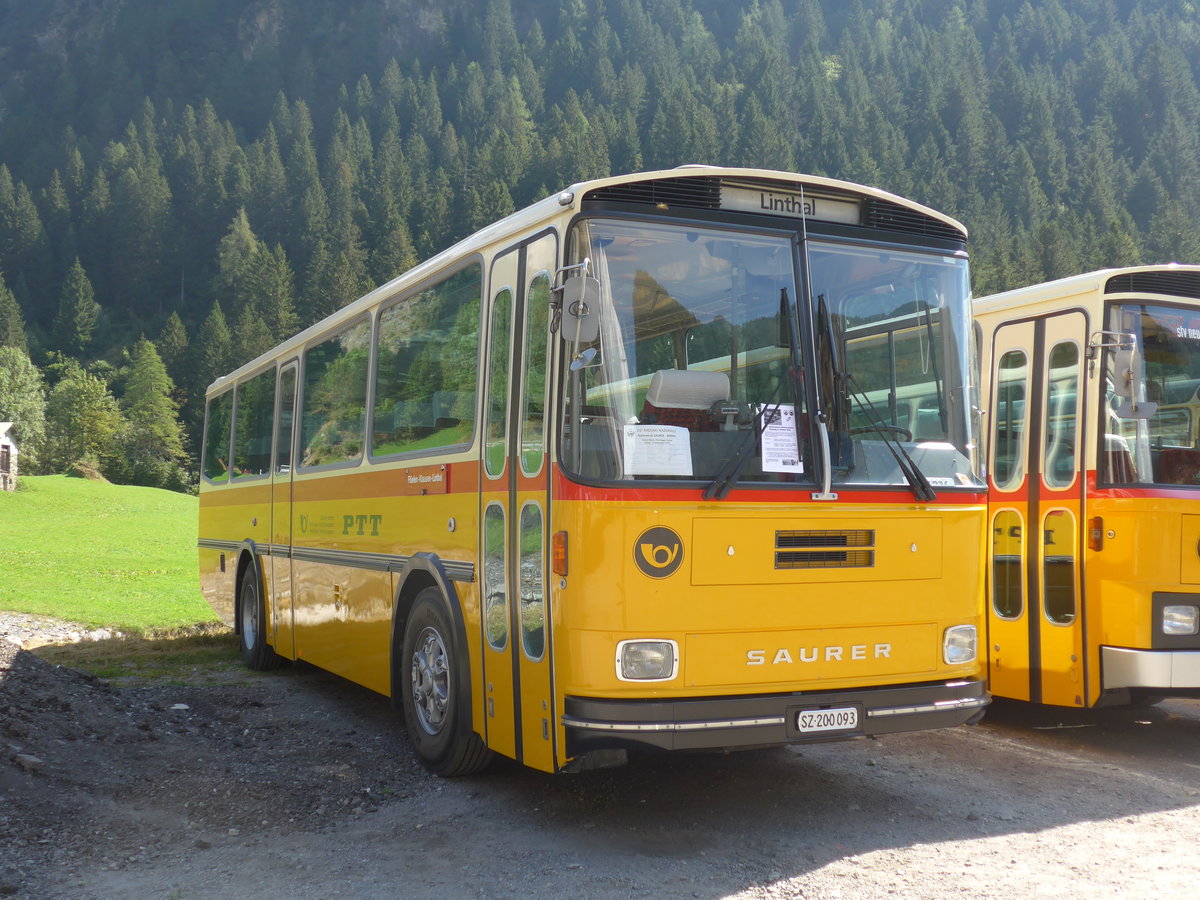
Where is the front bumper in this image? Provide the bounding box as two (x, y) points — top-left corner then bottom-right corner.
(1102, 646), (1200, 690)
(562, 679), (989, 755)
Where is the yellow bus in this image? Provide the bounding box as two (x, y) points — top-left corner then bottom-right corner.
(198, 167), (988, 775)
(975, 265), (1200, 707)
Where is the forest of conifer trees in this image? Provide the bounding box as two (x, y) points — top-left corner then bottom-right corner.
(1, 0), (1199, 489)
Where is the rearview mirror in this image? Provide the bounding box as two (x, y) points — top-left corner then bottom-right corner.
(560, 275), (600, 345)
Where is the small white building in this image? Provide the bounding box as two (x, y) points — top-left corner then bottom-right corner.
(0, 422), (18, 492)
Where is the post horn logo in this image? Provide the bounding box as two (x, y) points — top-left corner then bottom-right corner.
(634, 526), (684, 578)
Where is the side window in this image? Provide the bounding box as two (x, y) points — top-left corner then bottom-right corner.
(372, 263), (482, 457)
(483, 503), (507, 650)
(519, 503), (545, 661)
(1043, 342), (1080, 488)
(992, 350), (1027, 489)
(991, 509), (1024, 619)
(300, 319), (371, 468)
(485, 289), (513, 478)
(275, 367), (297, 474)
(202, 390), (233, 483)
(1043, 509), (1077, 625)
(232, 368), (277, 480)
(520, 273), (550, 475)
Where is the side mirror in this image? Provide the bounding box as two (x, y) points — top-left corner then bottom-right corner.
(560, 275), (600, 345)
(1091, 330), (1157, 418)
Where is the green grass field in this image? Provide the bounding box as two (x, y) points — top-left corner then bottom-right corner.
(0, 474), (218, 632)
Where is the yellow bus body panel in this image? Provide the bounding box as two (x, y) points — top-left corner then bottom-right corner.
(550, 498), (985, 700)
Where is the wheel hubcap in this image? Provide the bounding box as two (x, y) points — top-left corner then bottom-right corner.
(411, 627), (449, 735)
(241, 585), (257, 650)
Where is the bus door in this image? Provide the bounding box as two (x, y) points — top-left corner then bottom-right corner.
(481, 232), (557, 770)
(270, 362), (298, 658)
(987, 313), (1087, 705)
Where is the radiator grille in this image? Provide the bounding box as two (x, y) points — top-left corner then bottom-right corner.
(775, 530), (876, 569)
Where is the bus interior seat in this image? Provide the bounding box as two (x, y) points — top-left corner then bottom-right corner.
(1157, 447), (1200, 484)
(1102, 434), (1136, 483)
(640, 369), (730, 432)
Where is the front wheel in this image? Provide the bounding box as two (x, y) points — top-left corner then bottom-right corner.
(239, 562), (282, 670)
(400, 587), (492, 776)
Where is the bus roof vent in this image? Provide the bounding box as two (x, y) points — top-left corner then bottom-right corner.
(584, 176), (964, 244)
(584, 176), (722, 210)
(1105, 270), (1200, 301)
(861, 198), (964, 242)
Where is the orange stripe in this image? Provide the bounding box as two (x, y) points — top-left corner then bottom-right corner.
(200, 460), (483, 505)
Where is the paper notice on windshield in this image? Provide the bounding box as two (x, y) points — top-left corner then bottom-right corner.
(623, 424), (693, 476)
(759, 404), (804, 473)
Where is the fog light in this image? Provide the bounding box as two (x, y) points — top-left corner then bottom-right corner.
(1163, 605), (1200, 636)
(616, 639), (679, 681)
(943, 625), (977, 665)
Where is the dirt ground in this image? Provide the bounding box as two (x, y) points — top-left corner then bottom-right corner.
(5, 617), (1200, 900)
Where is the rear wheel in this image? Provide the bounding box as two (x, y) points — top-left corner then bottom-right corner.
(400, 587), (491, 776)
(239, 563), (282, 670)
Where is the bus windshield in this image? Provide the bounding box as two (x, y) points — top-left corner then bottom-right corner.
(560, 218), (981, 490)
(809, 242), (981, 490)
(1103, 302), (1200, 486)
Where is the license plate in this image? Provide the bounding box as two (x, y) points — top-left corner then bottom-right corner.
(796, 706), (859, 734)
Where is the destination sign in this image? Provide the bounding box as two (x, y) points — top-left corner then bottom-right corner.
(721, 184), (860, 225)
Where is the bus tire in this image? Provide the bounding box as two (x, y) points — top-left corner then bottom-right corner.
(400, 587), (492, 776)
(239, 562), (282, 671)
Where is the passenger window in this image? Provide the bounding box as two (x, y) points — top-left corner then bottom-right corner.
(372, 264), (481, 457)
(483, 503), (508, 651)
(992, 350), (1027, 489)
(991, 509), (1023, 619)
(520, 503), (545, 661)
(1044, 343), (1079, 488)
(275, 367), (296, 474)
(1043, 509), (1077, 625)
(485, 289), (513, 479)
(232, 368), (276, 480)
(520, 273), (550, 475)
(300, 318), (371, 468)
(202, 390), (233, 483)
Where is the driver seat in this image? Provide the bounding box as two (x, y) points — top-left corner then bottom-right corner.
(641, 370), (729, 432)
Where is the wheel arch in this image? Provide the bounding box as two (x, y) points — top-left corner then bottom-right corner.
(233, 540), (265, 640)
(390, 552), (473, 731)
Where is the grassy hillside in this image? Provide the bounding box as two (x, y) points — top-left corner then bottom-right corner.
(0, 475), (216, 631)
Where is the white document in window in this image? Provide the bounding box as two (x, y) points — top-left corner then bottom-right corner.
(759, 404), (804, 473)
(623, 424), (693, 476)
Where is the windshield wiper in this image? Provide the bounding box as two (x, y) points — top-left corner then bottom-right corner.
(703, 384), (784, 501)
(918, 298), (947, 434)
(704, 288), (805, 500)
(817, 293), (936, 502)
(844, 370), (938, 502)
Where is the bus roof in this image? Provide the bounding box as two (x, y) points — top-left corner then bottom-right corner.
(208, 166), (968, 393)
(974, 264), (1200, 316)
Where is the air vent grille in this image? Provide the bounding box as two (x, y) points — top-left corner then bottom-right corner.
(585, 177), (722, 210)
(1105, 271), (1200, 301)
(775, 530), (876, 569)
(583, 176), (965, 243)
(862, 197), (965, 242)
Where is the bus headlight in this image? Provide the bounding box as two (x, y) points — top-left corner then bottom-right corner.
(943, 625), (978, 665)
(1163, 605), (1200, 636)
(616, 639), (679, 681)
